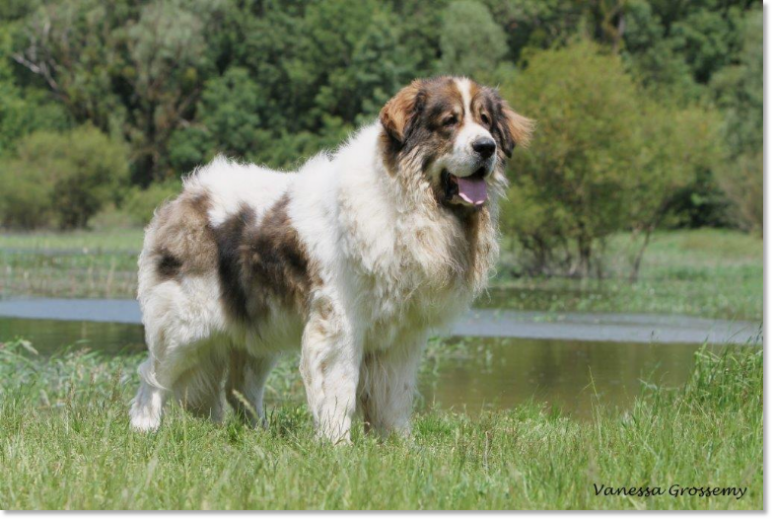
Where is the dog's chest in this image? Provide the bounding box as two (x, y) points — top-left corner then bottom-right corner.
(353, 231), (477, 349)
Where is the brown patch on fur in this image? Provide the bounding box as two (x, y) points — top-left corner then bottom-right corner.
(243, 194), (316, 312)
(215, 194), (320, 323)
(156, 249), (183, 280)
(151, 191), (216, 281)
(379, 80), (422, 143)
(216, 203), (257, 322)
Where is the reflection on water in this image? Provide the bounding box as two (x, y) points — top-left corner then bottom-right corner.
(418, 337), (721, 420)
(474, 285), (599, 311)
(0, 317), (145, 356)
(0, 317), (735, 420)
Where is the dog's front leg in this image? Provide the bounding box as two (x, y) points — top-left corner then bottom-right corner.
(359, 332), (426, 437)
(300, 302), (361, 443)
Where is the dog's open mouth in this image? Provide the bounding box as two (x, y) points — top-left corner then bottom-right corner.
(442, 168), (488, 208)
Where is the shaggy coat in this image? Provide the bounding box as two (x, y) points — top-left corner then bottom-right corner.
(130, 76), (532, 441)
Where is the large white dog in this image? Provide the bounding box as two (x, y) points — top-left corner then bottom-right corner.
(130, 76), (532, 442)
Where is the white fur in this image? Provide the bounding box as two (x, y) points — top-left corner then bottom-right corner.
(130, 82), (505, 442)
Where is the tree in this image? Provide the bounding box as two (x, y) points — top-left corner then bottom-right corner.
(625, 101), (723, 279)
(438, 1), (508, 78)
(0, 29), (69, 155)
(710, 8), (763, 232)
(501, 41), (723, 278)
(168, 66), (272, 173)
(0, 0), (761, 234)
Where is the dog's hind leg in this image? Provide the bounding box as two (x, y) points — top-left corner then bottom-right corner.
(130, 357), (170, 432)
(225, 349), (277, 427)
(173, 349), (227, 423)
(130, 318), (212, 432)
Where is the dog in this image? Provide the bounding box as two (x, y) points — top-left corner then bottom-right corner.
(130, 76), (532, 442)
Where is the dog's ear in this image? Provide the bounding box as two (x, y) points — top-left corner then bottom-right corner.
(495, 100), (534, 158)
(380, 80), (423, 144)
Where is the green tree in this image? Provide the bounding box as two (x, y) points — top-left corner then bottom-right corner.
(501, 41), (723, 278)
(0, 12), (69, 155)
(710, 8), (763, 231)
(168, 66), (272, 173)
(438, 1), (508, 78)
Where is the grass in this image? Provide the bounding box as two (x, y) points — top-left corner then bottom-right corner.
(0, 228), (141, 299)
(0, 339), (762, 510)
(490, 228), (763, 321)
(0, 228), (144, 252)
(0, 227), (761, 320)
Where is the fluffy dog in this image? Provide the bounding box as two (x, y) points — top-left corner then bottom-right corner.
(130, 76), (532, 441)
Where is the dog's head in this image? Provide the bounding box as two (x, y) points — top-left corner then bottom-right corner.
(380, 76), (533, 211)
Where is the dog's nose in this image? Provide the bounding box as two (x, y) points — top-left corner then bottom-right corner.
(472, 138), (496, 159)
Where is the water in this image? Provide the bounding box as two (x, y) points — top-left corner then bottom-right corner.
(0, 298), (760, 345)
(0, 317), (145, 356)
(418, 336), (714, 419)
(0, 314), (745, 420)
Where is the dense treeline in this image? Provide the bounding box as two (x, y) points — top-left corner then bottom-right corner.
(0, 1), (762, 276)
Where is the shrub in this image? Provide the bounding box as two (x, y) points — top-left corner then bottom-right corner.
(0, 126), (129, 230)
(716, 151), (763, 233)
(122, 179), (183, 227)
(0, 160), (52, 229)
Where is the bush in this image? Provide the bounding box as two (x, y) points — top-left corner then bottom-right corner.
(716, 151), (763, 233)
(0, 126), (129, 230)
(122, 179), (183, 227)
(0, 161), (52, 229)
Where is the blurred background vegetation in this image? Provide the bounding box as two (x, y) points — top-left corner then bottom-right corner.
(0, 0), (763, 280)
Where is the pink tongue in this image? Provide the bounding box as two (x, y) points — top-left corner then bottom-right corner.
(456, 176), (487, 206)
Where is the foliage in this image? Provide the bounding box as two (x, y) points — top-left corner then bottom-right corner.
(0, 125), (129, 229)
(715, 151), (763, 234)
(0, 0), (763, 267)
(0, 29), (70, 156)
(438, 1), (508, 78)
(501, 41), (723, 278)
(122, 179), (183, 227)
(711, 9), (763, 232)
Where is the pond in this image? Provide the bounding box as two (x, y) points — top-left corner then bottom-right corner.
(0, 306), (759, 420)
(418, 336), (717, 419)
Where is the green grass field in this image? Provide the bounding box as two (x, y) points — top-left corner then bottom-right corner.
(491, 228), (763, 321)
(0, 228), (145, 252)
(0, 340), (762, 510)
(0, 227), (763, 320)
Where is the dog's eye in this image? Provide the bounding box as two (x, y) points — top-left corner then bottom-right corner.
(481, 113), (491, 126)
(442, 115), (458, 127)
